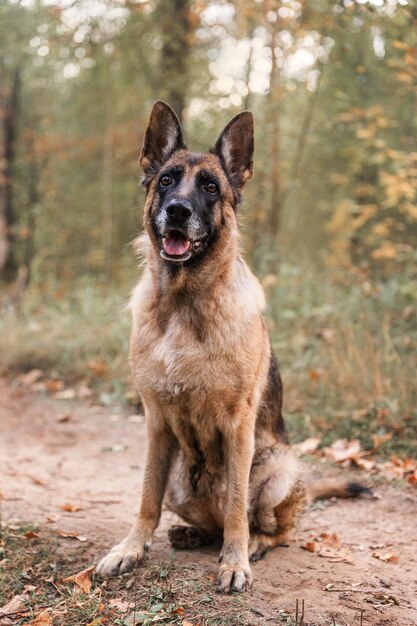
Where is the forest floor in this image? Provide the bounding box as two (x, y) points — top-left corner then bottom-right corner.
(1, 378), (417, 626)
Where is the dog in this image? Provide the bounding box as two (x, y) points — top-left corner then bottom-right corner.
(96, 101), (368, 592)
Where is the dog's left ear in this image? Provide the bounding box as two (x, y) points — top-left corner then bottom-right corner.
(140, 101), (187, 174)
(213, 111), (254, 188)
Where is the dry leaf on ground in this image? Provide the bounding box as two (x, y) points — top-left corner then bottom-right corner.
(18, 369), (43, 387)
(323, 439), (362, 463)
(302, 533), (353, 563)
(373, 548), (399, 563)
(109, 598), (129, 613)
(57, 530), (87, 542)
(59, 503), (83, 512)
(23, 610), (53, 625)
(63, 565), (95, 592)
(24, 530), (39, 540)
(0, 594), (26, 617)
(294, 437), (321, 455)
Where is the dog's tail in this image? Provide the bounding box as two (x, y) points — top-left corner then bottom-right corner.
(305, 477), (373, 501)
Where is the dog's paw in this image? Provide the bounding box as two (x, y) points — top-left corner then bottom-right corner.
(216, 563), (253, 593)
(96, 538), (148, 577)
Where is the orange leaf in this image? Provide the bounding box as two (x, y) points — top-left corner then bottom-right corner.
(57, 530), (87, 542)
(302, 541), (316, 553)
(60, 503), (83, 512)
(63, 566), (95, 593)
(373, 548), (399, 563)
(294, 437), (321, 455)
(29, 611), (53, 625)
(24, 530), (40, 540)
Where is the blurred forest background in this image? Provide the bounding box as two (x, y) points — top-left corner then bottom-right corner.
(0, 0), (416, 452)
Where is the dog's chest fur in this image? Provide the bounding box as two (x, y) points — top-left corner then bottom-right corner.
(129, 259), (268, 429)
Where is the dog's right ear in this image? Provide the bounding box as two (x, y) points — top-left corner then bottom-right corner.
(140, 101), (186, 175)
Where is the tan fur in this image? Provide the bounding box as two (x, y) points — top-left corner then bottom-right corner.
(96, 107), (305, 592)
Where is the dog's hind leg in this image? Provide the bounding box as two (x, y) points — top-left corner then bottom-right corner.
(249, 479), (307, 561)
(249, 445), (306, 562)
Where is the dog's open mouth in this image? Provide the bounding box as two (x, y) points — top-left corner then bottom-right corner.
(161, 230), (203, 263)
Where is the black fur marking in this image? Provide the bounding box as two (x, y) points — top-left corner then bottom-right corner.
(346, 482), (373, 498)
(256, 351), (288, 444)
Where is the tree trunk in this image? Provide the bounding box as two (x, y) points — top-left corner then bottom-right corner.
(268, 25), (282, 240)
(102, 64), (113, 282)
(23, 128), (40, 285)
(157, 0), (191, 123)
(0, 68), (20, 283)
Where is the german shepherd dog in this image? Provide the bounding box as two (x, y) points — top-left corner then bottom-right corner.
(96, 101), (367, 592)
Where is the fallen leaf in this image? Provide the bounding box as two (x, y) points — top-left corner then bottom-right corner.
(320, 533), (340, 548)
(44, 379), (63, 393)
(182, 621), (194, 626)
(59, 503), (83, 512)
(19, 369), (43, 387)
(319, 546), (353, 564)
(28, 610), (52, 625)
(109, 598), (129, 613)
(373, 548), (399, 563)
(294, 437), (321, 455)
(302, 541), (316, 553)
(323, 439), (362, 463)
(87, 359), (108, 377)
(408, 471), (417, 485)
(355, 457), (375, 471)
(63, 566), (95, 592)
(86, 620), (103, 626)
(57, 530), (87, 542)
(173, 607), (185, 615)
(46, 514), (60, 524)
(0, 594), (26, 616)
(24, 530), (39, 540)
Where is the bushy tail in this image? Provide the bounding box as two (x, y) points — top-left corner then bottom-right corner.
(306, 478), (373, 501)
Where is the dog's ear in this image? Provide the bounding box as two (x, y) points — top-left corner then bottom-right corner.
(213, 111), (254, 187)
(140, 101), (186, 174)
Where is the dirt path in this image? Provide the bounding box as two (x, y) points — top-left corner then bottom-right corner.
(1, 379), (417, 626)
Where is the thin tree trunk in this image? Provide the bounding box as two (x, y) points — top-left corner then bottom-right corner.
(243, 21), (255, 110)
(158, 0), (191, 123)
(0, 68), (20, 282)
(268, 25), (282, 239)
(102, 63), (113, 281)
(23, 129), (39, 285)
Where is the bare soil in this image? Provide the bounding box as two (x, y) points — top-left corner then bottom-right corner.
(1, 379), (417, 626)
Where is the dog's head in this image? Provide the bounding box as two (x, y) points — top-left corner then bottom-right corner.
(139, 101), (254, 266)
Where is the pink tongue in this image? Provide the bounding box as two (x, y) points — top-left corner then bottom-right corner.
(163, 236), (190, 256)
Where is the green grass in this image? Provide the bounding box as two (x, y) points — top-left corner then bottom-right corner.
(0, 263), (416, 456)
(0, 523), (260, 625)
(266, 264), (417, 456)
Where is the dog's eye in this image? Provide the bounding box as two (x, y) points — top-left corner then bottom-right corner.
(205, 181), (217, 194)
(160, 174), (172, 187)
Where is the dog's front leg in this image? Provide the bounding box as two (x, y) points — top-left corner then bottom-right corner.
(96, 408), (175, 577)
(217, 417), (255, 593)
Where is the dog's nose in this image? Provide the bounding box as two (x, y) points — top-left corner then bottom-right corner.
(166, 202), (193, 222)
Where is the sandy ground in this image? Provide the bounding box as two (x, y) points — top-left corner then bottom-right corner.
(1, 379), (417, 626)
